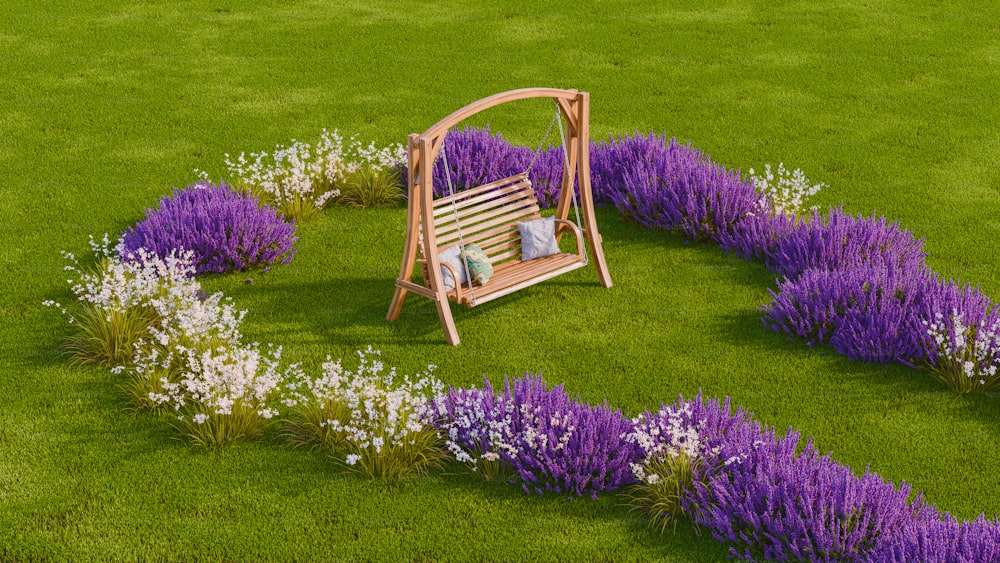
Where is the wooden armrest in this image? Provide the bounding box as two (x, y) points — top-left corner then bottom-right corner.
(553, 219), (585, 258)
(437, 260), (462, 300)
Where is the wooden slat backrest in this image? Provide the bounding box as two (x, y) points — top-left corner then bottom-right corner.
(419, 173), (540, 267)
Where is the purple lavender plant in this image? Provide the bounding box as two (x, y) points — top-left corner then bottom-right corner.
(429, 127), (531, 198)
(590, 133), (666, 206)
(120, 181), (298, 275)
(715, 205), (797, 262)
(598, 133), (760, 244)
(433, 374), (639, 499)
(828, 264), (928, 364)
(763, 262), (931, 364)
(767, 207), (927, 279)
(869, 513), (1000, 562)
(431, 378), (512, 467)
(762, 267), (862, 345)
(423, 127), (572, 208)
(684, 403), (940, 562)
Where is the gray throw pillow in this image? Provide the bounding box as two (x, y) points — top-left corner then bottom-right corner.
(517, 216), (561, 261)
(438, 245), (467, 290)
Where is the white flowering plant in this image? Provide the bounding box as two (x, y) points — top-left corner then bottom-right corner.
(45, 235), (198, 368)
(147, 343), (292, 445)
(47, 234), (289, 444)
(748, 163), (826, 221)
(223, 129), (405, 222)
(923, 311), (1000, 394)
(280, 348), (445, 480)
(624, 401), (737, 532)
(124, 276), (245, 411)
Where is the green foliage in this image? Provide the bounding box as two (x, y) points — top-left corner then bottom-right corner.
(462, 450), (517, 483)
(280, 396), (354, 450)
(338, 166), (404, 209)
(170, 403), (271, 447)
(626, 452), (700, 533)
(63, 302), (158, 368)
(120, 360), (177, 413)
(233, 179), (324, 223)
(338, 424), (446, 481)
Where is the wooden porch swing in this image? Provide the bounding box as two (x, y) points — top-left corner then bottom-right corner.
(386, 88), (613, 345)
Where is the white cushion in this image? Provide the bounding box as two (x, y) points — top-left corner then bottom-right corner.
(438, 245), (467, 290)
(517, 216), (561, 261)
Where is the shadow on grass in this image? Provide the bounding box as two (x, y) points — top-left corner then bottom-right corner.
(711, 306), (1000, 438)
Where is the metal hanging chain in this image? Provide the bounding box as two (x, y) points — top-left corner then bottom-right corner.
(440, 144), (477, 306)
(555, 104), (589, 265)
(525, 107), (560, 175)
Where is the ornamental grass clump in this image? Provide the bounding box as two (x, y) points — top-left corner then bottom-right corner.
(119, 182), (298, 275)
(47, 236), (200, 367)
(338, 165), (405, 209)
(148, 343), (291, 445)
(913, 276), (1000, 393)
(922, 310), (1000, 393)
(626, 394), (757, 532)
(626, 402), (714, 532)
(225, 129), (404, 221)
(436, 374), (638, 498)
(56, 234), (283, 444)
(126, 285), (246, 412)
(281, 348), (445, 480)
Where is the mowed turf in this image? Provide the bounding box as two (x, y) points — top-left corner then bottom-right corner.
(2, 1), (999, 559)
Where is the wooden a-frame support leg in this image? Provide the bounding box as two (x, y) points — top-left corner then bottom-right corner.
(435, 295), (460, 346)
(586, 226), (613, 288)
(387, 285), (461, 345)
(387, 134), (462, 346)
(387, 286), (407, 322)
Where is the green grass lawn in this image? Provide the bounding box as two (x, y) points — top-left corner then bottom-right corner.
(3, 0), (1000, 559)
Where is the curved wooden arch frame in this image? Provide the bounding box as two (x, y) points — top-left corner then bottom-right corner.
(387, 88), (613, 345)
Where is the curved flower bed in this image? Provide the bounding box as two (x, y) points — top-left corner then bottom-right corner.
(435, 381), (1000, 561)
(48, 127), (1000, 561)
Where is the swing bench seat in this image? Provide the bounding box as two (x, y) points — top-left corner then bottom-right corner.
(416, 172), (588, 307)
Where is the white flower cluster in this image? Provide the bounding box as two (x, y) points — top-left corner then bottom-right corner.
(148, 343), (289, 421)
(749, 163), (826, 219)
(224, 129), (405, 210)
(282, 347), (442, 465)
(625, 402), (722, 486)
(433, 391), (518, 470)
(924, 311), (1000, 387)
(51, 234), (288, 426)
(58, 235), (199, 317)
